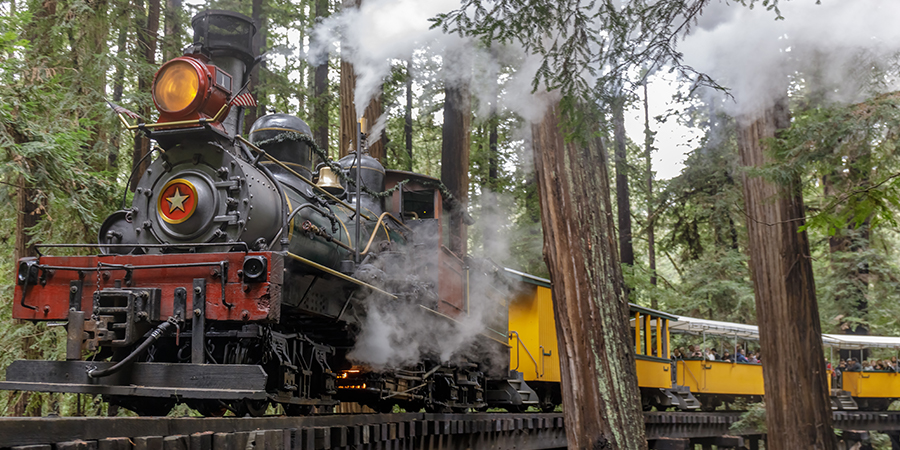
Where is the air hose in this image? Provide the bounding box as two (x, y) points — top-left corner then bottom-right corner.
(87, 318), (176, 378)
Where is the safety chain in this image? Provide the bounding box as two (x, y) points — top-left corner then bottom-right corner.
(252, 131), (464, 210)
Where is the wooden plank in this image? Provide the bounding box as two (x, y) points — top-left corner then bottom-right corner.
(133, 437), (163, 450)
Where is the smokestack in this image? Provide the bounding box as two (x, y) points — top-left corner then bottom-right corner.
(189, 10), (258, 136)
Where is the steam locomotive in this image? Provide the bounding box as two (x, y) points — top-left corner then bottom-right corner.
(0, 10), (533, 416)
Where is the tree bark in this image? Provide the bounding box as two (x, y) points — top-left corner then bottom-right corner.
(737, 98), (836, 450)
(338, 0), (384, 160)
(109, 7), (129, 170)
(441, 83), (470, 256)
(245, 0), (265, 134)
(404, 59), (413, 171)
(310, 0), (330, 154)
(532, 101), (647, 449)
(131, 0), (159, 191)
(643, 83), (657, 308)
(162, 0), (182, 61)
(614, 96), (634, 271)
(12, 173), (43, 417)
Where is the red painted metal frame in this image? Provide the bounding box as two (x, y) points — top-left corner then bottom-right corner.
(13, 252), (282, 322)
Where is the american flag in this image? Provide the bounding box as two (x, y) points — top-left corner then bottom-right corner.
(106, 100), (142, 120)
(230, 92), (258, 108)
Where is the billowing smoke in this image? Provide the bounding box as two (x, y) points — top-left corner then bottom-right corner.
(307, 0), (553, 130)
(347, 224), (516, 374)
(309, 0), (550, 373)
(679, 0), (900, 119)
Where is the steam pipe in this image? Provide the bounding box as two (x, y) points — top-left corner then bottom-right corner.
(87, 319), (175, 378)
(360, 212), (413, 255)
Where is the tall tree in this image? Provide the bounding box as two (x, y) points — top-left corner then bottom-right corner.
(613, 95), (634, 273)
(404, 59), (413, 171)
(310, 0), (330, 153)
(244, 0), (266, 134)
(532, 102), (646, 449)
(737, 98), (836, 449)
(162, 0), (183, 61)
(131, 0), (160, 191)
(643, 82), (657, 308)
(440, 69), (471, 256)
(338, 0), (384, 160)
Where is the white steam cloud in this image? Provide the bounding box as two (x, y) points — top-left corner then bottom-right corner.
(308, 0), (554, 128)
(679, 0), (900, 119)
(347, 231), (513, 373)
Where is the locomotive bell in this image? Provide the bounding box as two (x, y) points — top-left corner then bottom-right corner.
(316, 166), (345, 196)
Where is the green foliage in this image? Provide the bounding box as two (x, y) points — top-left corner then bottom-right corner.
(731, 402), (767, 434)
(771, 93), (900, 236)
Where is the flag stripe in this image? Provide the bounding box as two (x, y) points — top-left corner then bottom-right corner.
(230, 92), (258, 107)
(106, 100), (142, 120)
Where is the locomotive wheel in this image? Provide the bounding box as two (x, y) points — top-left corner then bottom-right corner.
(130, 399), (174, 417)
(191, 400), (228, 417)
(231, 399), (269, 417)
(425, 403), (451, 413)
(285, 404), (314, 416)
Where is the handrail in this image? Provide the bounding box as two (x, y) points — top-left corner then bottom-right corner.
(678, 357), (703, 389)
(236, 135), (372, 221)
(509, 331), (541, 378)
(360, 212), (413, 255)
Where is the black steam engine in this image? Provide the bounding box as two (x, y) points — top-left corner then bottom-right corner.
(1, 10), (534, 416)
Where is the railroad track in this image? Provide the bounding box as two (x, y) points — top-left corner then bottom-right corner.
(4, 410), (900, 449)
(0, 412), (567, 450)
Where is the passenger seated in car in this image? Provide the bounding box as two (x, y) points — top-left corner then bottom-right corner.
(722, 350), (733, 362)
(846, 358), (862, 372)
(735, 348), (749, 363)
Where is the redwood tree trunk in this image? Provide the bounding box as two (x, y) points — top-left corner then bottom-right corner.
(404, 59), (413, 170)
(613, 96), (634, 269)
(12, 174), (43, 417)
(162, 0), (182, 61)
(644, 83), (657, 307)
(441, 83), (470, 256)
(737, 98), (836, 450)
(338, 0), (384, 160)
(532, 102), (647, 449)
(245, 0), (265, 134)
(311, 0), (329, 154)
(131, 0), (159, 191)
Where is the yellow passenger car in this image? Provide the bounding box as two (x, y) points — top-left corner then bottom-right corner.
(824, 333), (900, 410)
(506, 269), (698, 411)
(676, 359), (764, 408)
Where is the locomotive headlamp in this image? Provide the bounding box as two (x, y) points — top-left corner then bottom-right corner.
(150, 56), (231, 124)
(242, 256), (268, 283)
(153, 60), (201, 113)
(17, 260), (39, 286)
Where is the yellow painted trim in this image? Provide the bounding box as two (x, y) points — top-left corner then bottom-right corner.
(250, 127), (312, 135)
(635, 312), (641, 355)
(335, 214), (352, 248)
(645, 314), (652, 359)
(665, 319), (671, 359)
(656, 317), (663, 359)
(286, 252), (395, 299)
(285, 194), (294, 241)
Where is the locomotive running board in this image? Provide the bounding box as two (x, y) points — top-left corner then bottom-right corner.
(0, 360), (268, 400)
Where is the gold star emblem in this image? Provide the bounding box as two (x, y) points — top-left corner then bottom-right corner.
(166, 187), (190, 213)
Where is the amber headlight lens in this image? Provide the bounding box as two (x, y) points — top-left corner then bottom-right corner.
(153, 61), (201, 113)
